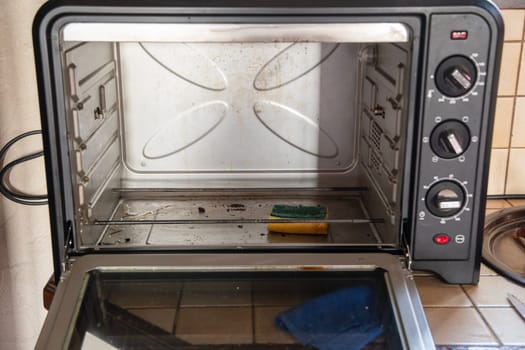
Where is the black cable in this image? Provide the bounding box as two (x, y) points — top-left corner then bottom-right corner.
(0, 130), (48, 206)
(487, 194), (525, 200)
(0, 151), (47, 200)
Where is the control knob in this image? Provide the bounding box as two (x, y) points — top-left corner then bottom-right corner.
(426, 180), (466, 217)
(435, 56), (477, 97)
(430, 120), (470, 159)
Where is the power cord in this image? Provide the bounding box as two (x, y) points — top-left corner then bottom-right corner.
(0, 130), (48, 206)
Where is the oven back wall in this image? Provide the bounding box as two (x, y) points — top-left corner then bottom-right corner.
(0, 1), (52, 349)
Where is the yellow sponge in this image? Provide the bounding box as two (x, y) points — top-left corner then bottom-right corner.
(267, 204), (328, 235)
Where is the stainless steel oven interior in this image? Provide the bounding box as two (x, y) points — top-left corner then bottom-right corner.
(61, 22), (413, 252)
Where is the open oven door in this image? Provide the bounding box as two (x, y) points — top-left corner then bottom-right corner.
(36, 253), (434, 350)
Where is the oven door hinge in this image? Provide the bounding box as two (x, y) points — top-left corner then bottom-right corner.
(404, 244), (413, 271)
(400, 224), (413, 271)
(62, 221), (75, 273)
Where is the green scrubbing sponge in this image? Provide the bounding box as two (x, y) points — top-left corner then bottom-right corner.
(268, 204), (328, 235)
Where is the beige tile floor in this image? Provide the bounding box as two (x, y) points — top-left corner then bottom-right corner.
(418, 199), (525, 347)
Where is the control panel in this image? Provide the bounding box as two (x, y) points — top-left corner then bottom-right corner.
(413, 14), (491, 260)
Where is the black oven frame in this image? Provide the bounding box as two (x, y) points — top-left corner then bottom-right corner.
(33, 0), (502, 284)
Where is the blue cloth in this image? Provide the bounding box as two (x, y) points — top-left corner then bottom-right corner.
(274, 286), (384, 350)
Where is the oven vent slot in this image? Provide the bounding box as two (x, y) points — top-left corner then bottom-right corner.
(369, 151), (382, 173)
(368, 120), (383, 173)
(369, 120), (382, 153)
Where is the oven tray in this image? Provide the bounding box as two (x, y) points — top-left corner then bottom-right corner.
(482, 206), (525, 286)
(93, 190), (386, 248)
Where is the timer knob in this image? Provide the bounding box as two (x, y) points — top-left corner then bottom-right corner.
(426, 180), (466, 217)
(435, 56), (477, 97)
(430, 120), (471, 159)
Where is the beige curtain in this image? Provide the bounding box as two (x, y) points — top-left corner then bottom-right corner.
(0, 1), (53, 349)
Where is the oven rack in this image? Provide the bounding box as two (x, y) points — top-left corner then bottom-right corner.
(80, 187), (388, 247)
(93, 218), (384, 225)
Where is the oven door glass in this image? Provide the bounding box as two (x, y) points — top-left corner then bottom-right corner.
(36, 254), (433, 350)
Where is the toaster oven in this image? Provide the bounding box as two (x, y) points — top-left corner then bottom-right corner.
(33, 0), (503, 349)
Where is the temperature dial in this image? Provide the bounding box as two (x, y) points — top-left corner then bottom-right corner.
(435, 56), (477, 97)
(426, 180), (466, 217)
(430, 120), (471, 159)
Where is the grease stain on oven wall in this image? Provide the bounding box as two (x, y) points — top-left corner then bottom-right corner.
(139, 42), (228, 91)
(253, 42), (340, 91)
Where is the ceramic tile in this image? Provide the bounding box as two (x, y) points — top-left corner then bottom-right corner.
(487, 148), (509, 195)
(175, 307), (252, 344)
(511, 97), (525, 147)
(498, 42), (521, 96)
(505, 148), (525, 194)
(107, 282), (181, 308)
(492, 97), (514, 147)
(415, 276), (472, 307)
(479, 264), (498, 276)
(424, 307), (498, 345)
(480, 307), (525, 345)
(463, 276), (525, 306)
(180, 281), (251, 307)
(518, 44), (525, 95)
(254, 306), (296, 344)
(485, 199), (512, 209)
(508, 199), (525, 206)
(502, 10), (525, 41)
(128, 308), (177, 333)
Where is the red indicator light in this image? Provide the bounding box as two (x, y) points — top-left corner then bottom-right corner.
(451, 31), (468, 40)
(433, 234), (450, 245)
